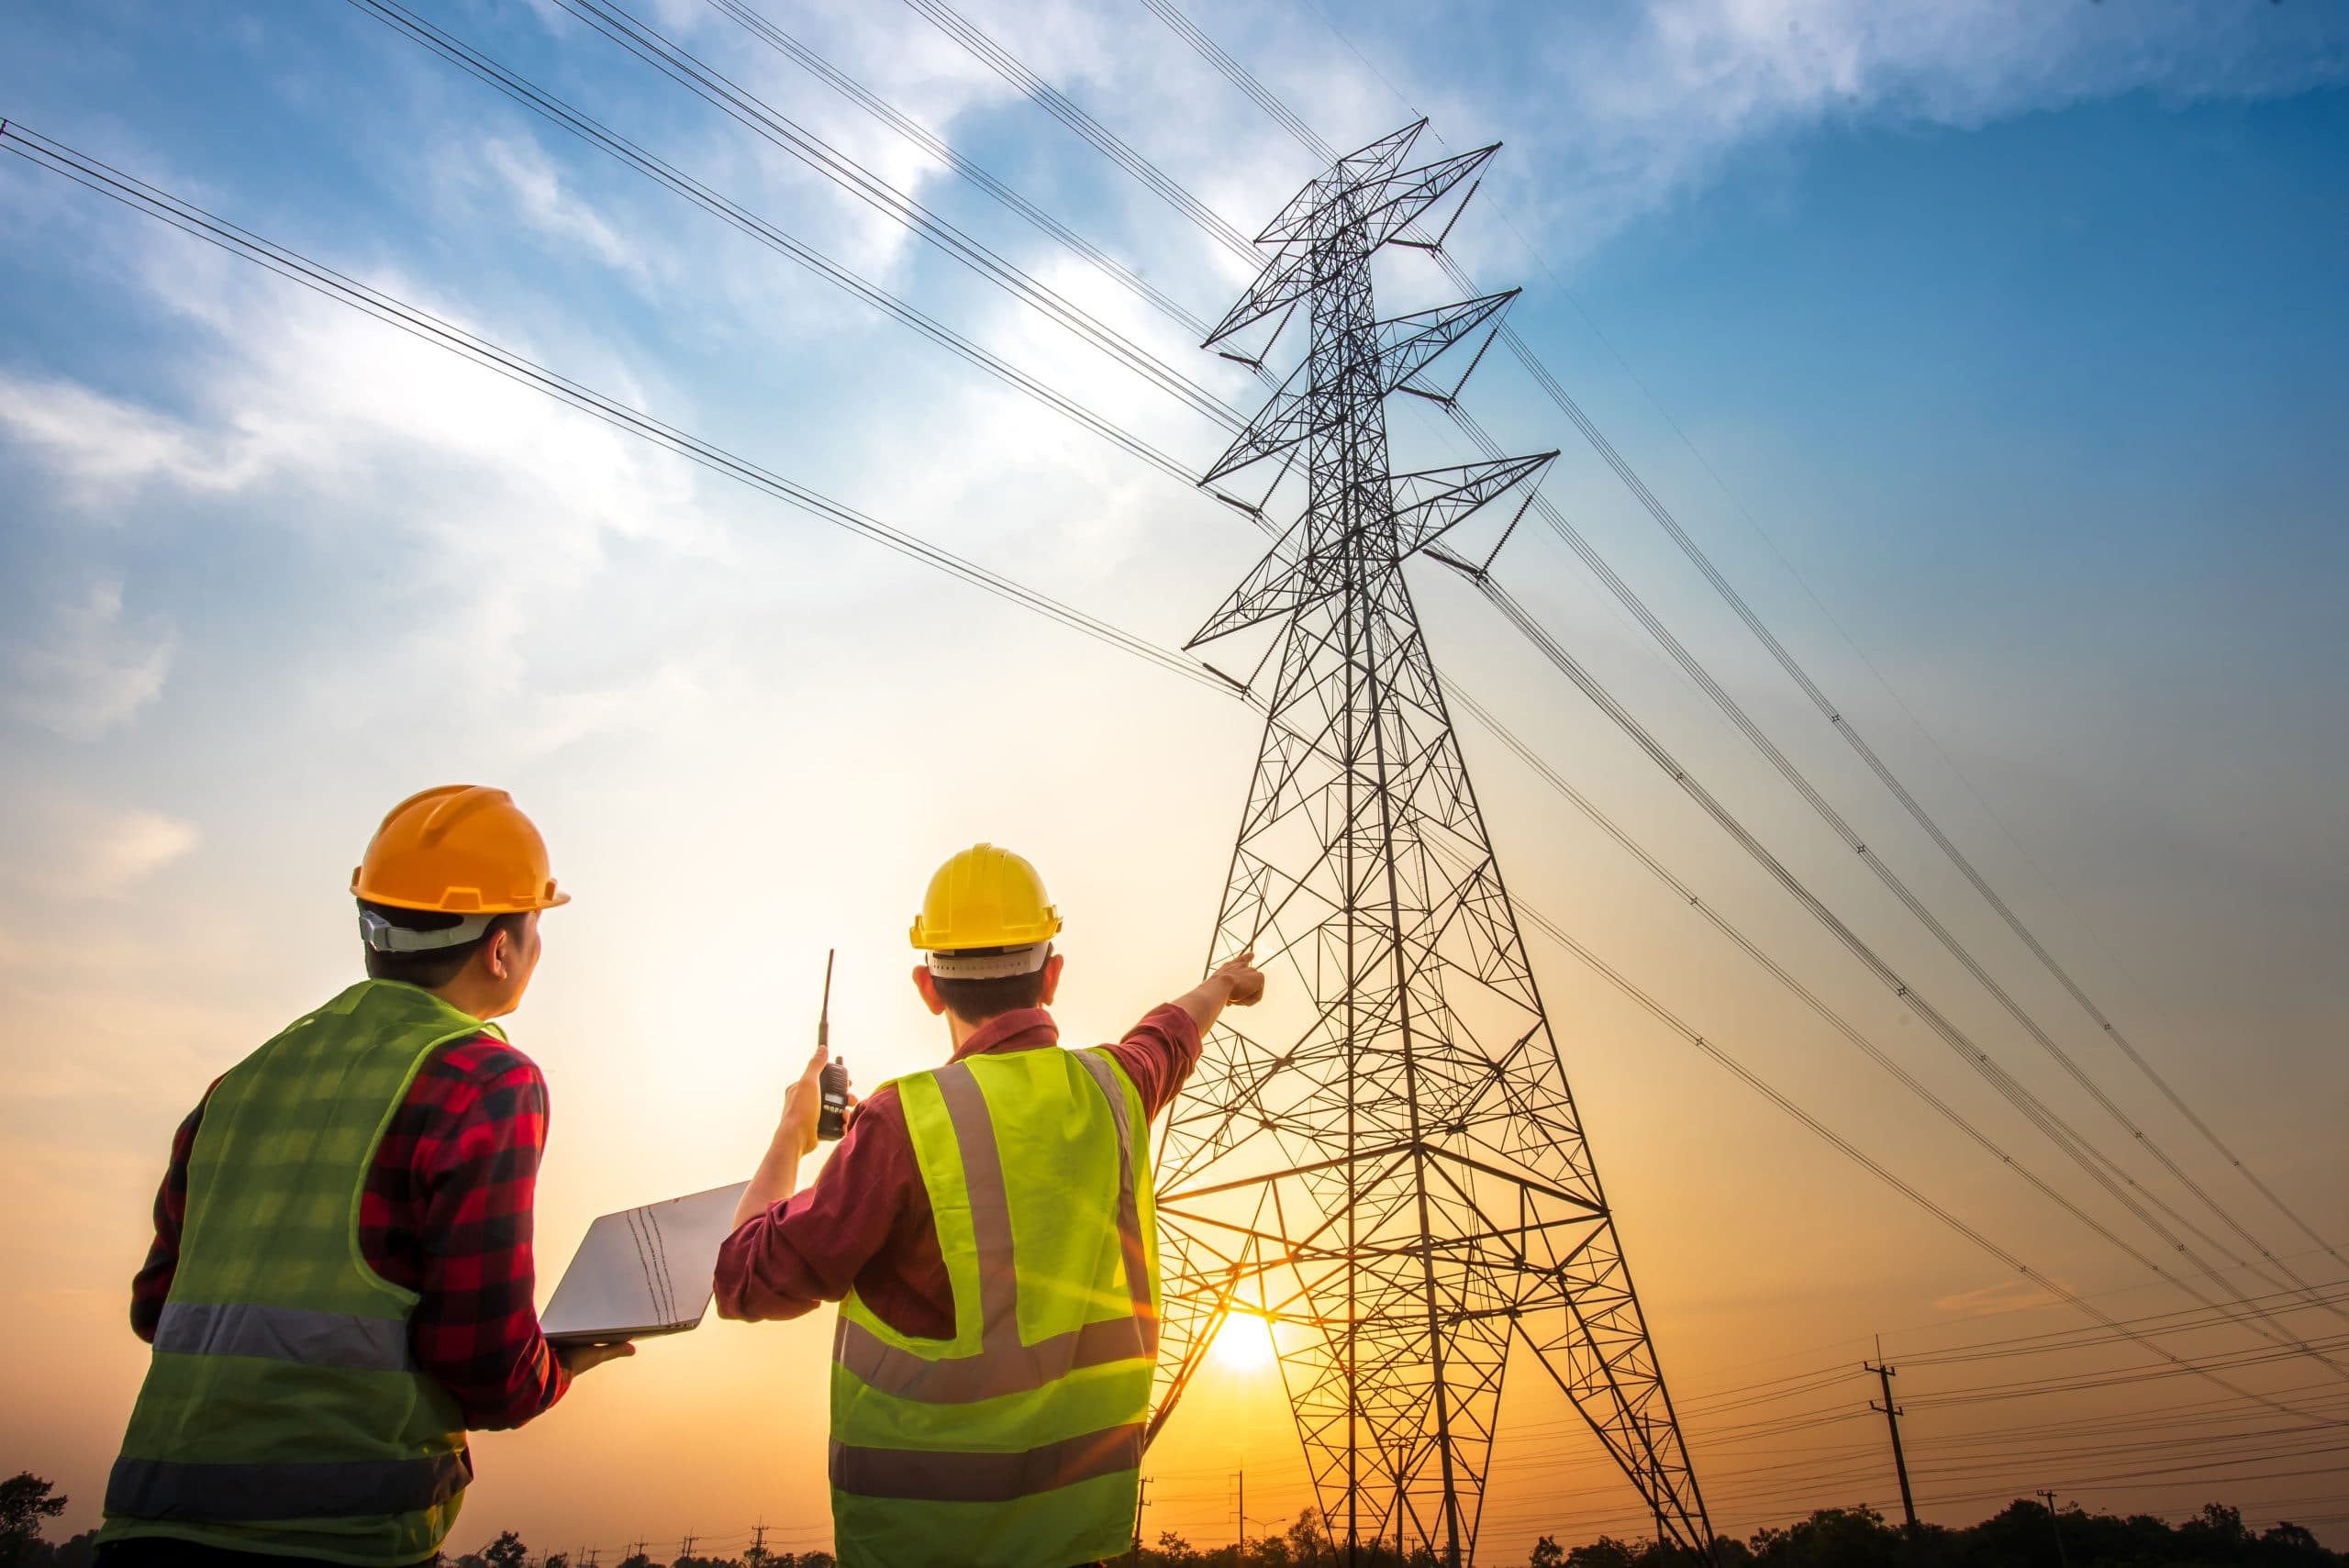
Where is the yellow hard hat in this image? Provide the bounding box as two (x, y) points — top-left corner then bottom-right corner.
(910, 843), (1062, 952)
(351, 785), (571, 915)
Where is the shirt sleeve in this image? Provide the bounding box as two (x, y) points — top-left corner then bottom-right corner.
(129, 1095), (208, 1344)
(713, 1087), (921, 1324)
(402, 1046), (570, 1430)
(1101, 1003), (1205, 1122)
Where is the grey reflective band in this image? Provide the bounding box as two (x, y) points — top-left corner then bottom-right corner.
(1074, 1050), (1158, 1339)
(932, 1062), (1020, 1339)
(359, 908), (494, 952)
(153, 1300), (415, 1373)
(830, 1421), (1145, 1504)
(106, 1451), (469, 1519)
(836, 1311), (1150, 1405)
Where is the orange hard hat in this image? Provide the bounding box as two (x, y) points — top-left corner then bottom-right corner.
(351, 785), (570, 914)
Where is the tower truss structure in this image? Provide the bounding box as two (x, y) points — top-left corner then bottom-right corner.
(1151, 122), (1712, 1564)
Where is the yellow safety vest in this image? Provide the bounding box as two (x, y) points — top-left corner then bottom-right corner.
(829, 1044), (1159, 1568)
(101, 981), (484, 1564)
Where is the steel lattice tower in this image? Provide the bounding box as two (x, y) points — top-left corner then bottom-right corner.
(1149, 123), (1712, 1564)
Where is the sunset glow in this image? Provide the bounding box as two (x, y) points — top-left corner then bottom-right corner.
(1211, 1311), (1280, 1374)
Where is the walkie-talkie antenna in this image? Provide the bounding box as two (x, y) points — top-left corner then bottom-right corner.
(818, 948), (834, 1051)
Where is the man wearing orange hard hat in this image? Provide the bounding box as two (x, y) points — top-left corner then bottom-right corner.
(96, 785), (628, 1568)
(716, 843), (1265, 1568)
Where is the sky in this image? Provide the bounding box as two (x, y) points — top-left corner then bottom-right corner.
(2, 0), (2347, 1558)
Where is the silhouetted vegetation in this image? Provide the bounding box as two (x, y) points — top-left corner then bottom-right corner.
(4, 1475), (2340, 1568)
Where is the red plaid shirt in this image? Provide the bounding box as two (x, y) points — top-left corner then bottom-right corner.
(130, 1032), (570, 1429)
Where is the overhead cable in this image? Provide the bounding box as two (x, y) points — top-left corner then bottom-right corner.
(1136, 0), (2344, 1281)
(0, 124), (1225, 699)
(342, 0), (1216, 484)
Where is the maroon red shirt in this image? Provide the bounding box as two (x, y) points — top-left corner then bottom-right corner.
(715, 1005), (1201, 1338)
(131, 1030), (569, 1430)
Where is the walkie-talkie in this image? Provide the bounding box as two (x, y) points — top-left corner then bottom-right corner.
(816, 949), (849, 1141)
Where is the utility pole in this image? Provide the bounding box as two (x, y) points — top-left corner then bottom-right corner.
(1239, 1468), (1247, 1553)
(1865, 1346), (1919, 1531)
(2037, 1490), (2068, 1568)
(1150, 117), (1711, 1568)
(678, 1536), (696, 1566)
(750, 1523), (767, 1567)
(1131, 1474), (1152, 1568)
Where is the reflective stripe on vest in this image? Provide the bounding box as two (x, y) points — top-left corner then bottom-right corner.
(106, 1451), (469, 1522)
(151, 1300), (415, 1373)
(830, 1051), (1156, 1410)
(829, 1421), (1145, 1504)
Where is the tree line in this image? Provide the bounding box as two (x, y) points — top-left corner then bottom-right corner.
(5, 1474), (2343, 1568)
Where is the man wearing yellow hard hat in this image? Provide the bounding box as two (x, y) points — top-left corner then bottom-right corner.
(716, 843), (1265, 1568)
(96, 785), (629, 1568)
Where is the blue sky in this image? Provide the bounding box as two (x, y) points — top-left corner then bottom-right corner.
(4, 0), (2347, 1551)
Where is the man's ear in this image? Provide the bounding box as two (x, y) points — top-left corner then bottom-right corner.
(1039, 951), (1065, 1006)
(912, 963), (948, 1018)
(480, 925), (515, 983)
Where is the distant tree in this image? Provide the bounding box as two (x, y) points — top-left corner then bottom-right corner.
(616, 1554), (659, 1568)
(544, 1554), (569, 1568)
(1528, 1536), (1565, 1567)
(0, 1476), (67, 1568)
(1562, 1537), (1640, 1568)
(479, 1534), (528, 1568)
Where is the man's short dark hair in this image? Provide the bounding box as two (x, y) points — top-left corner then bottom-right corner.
(930, 967), (1050, 1025)
(359, 901), (526, 989)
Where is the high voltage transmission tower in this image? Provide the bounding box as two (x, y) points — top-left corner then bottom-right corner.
(1150, 122), (1711, 1564)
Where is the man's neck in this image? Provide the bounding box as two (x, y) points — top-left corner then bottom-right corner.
(427, 977), (495, 1022)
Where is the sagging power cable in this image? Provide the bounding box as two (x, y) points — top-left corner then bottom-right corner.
(343, 0), (1217, 484)
(1136, 0), (2345, 1284)
(0, 124), (1225, 698)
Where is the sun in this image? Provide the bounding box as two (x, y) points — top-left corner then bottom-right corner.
(1211, 1310), (1280, 1373)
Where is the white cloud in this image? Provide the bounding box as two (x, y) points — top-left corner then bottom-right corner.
(478, 135), (647, 279)
(4, 577), (175, 740)
(0, 373), (269, 501)
(3, 799), (200, 899)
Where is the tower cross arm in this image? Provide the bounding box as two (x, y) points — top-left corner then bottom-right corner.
(1205, 128), (1499, 347)
(1200, 291), (1520, 485)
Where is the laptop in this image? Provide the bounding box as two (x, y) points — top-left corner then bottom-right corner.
(539, 1181), (751, 1347)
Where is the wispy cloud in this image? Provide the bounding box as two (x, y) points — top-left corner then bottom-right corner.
(3, 798), (199, 898)
(477, 134), (649, 280)
(4, 576), (175, 741)
(0, 372), (270, 502)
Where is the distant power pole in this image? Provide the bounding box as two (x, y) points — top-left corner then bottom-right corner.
(1865, 1348), (1919, 1531)
(678, 1536), (697, 1565)
(2037, 1490), (2068, 1568)
(1131, 1475), (1153, 1568)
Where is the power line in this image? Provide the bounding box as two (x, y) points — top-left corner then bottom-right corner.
(341, 0), (1215, 484)
(1446, 564), (2347, 1378)
(1145, 0), (2344, 1285)
(537, 0), (1245, 426)
(698, 0), (1217, 340)
(0, 125), (1228, 703)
